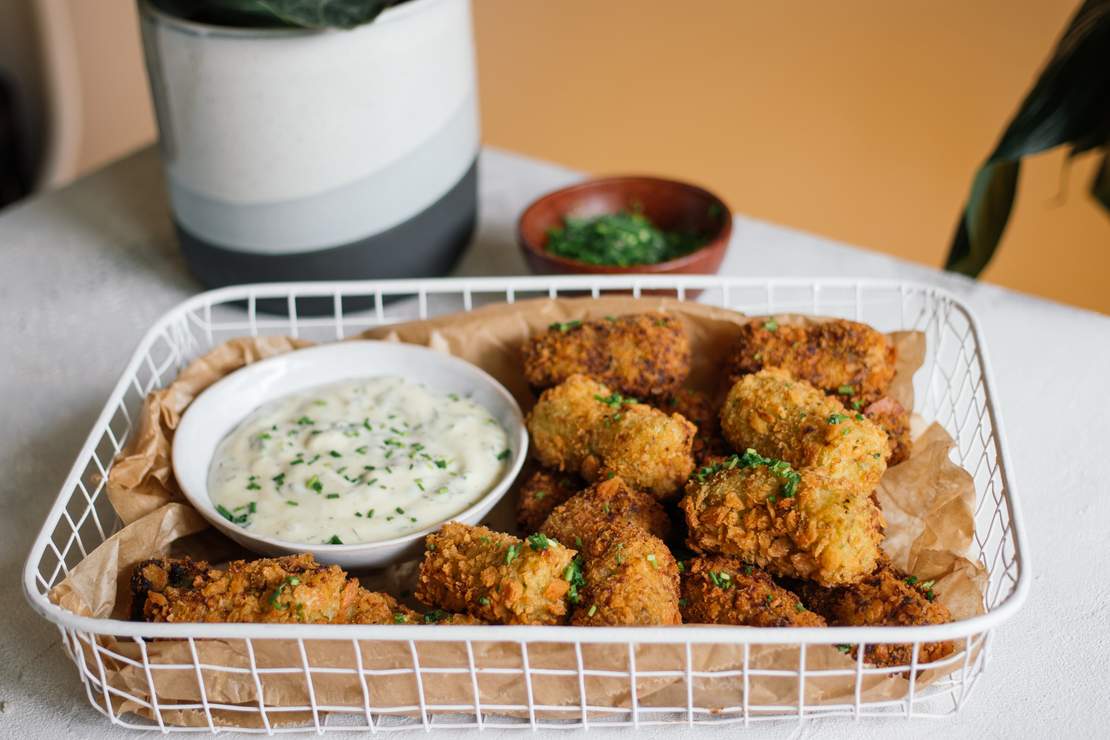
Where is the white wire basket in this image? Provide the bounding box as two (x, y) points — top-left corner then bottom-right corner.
(22, 275), (1029, 732)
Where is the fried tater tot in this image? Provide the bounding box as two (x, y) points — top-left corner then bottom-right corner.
(515, 464), (583, 533)
(540, 476), (671, 552)
(863, 397), (912, 466)
(134, 554), (360, 624)
(131, 555), (480, 626)
(680, 452), (884, 586)
(680, 556), (827, 627)
(526, 374), (610, 473)
(570, 524), (682, 626)
(415, 522), (576, 625)
(719, 368), (890, 491)
(790, 565), (954, 670)
(723, 319), (896, 407)
(527, 374), (696, 499)
(523, 313), (691, 397)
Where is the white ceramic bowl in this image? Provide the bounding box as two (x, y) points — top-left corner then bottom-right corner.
(172, 341), (528, 569)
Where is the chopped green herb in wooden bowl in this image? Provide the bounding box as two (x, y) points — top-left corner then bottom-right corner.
(518, 176), (731, 279)
(545, 209), (707, 267)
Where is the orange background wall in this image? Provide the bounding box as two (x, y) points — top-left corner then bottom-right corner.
(10, 0), (1110, 313)
(471, 0), (1109, 312)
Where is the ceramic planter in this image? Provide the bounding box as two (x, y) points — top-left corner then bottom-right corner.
(139, 0), (479, 290)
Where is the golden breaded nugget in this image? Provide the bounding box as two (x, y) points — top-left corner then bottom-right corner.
(415, 522), (576, 625)
(134, 554), (359, 624)
(571, 524), (682, 626)
(680, 556), (826, 627)
(540, 476), (671, 553)
(790, 564), (954, 670)
(523, 313), (691, 397)
(719, 369), (890, 492)
(132, 556), (475, 626)
(515, 464), (583, 533)
(680, 452), (884, 586)
(528, 375), (696, 499)
(724, 318), (896, 407)
(526, 374), (610, 473)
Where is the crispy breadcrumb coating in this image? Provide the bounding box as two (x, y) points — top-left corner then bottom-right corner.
(723, 319), (896, 407)
(540, 476), (671, 553)
(570, 524), (681, 626)
(528, 374), (696, 499)
(515, 464), (583, 533)
(864, 397), (912, 466)
(523, 313), (691, 397)
(719, 369), (890, 492)
(415, 522), (576, 625)
(680, 556), (826, 627)
(790, 564), (954, 670)
(134, 554), (357, 624)
(131, 555), (454, 625)
(680, 453), (884, 586)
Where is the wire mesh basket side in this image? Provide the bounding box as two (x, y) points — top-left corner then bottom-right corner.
(23, 276), (1026, 732)
(64, 626), (991, 732)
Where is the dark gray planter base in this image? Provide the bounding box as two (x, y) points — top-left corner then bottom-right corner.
(177, 159), (478, 316)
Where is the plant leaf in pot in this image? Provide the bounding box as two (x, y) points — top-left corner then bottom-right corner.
(149, 0), (402, 29)
(945, 0), (1110, 278)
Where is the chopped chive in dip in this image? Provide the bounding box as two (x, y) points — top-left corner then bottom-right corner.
(544, 209), (707, 267)
(208, 376), (509, 547)
(326, 534), (343, 545)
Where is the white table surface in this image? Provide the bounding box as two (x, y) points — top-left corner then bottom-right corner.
(2, 147), (1108, 739)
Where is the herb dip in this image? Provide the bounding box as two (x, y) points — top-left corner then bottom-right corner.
(207, 376), (511, 545)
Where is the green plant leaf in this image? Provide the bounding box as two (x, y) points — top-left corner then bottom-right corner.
(150, 0), (397, 29)
(946, 160), (1020, 276)
(1093, 154), (1110, 212)
(946, 0), (1110, 277)
(255, 0), (395, 29)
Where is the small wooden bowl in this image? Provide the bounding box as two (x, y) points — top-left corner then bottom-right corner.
(518, 175), (732, 277)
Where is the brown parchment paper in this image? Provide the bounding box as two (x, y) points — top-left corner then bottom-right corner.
(53, 297), (987, 728)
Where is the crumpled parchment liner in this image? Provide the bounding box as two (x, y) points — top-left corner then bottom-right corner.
(51, 296), (988, 727)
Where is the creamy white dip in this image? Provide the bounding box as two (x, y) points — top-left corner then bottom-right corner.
(207, 376), (510, 545)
